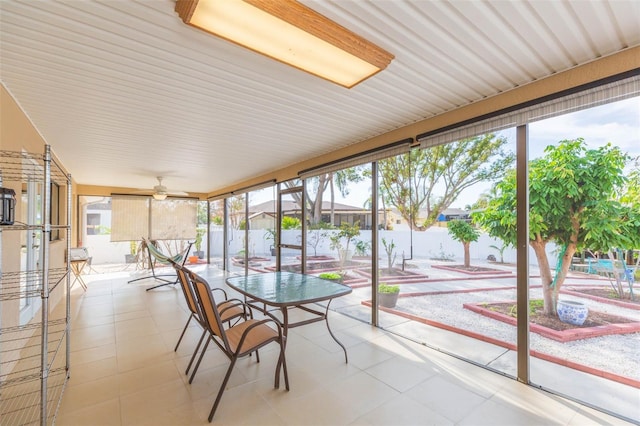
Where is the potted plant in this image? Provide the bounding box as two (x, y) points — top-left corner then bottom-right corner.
(378, 283), (400, 308)
(194, 228), (205, 258)
(557, 299), (589, 326)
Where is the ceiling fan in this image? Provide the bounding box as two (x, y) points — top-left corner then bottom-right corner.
(136, 176), (189, 200)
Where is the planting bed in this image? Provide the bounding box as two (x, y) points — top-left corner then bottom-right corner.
(464, 301), (640, 342)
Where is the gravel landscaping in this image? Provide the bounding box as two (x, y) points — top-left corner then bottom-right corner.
(396, 288), (640, 380)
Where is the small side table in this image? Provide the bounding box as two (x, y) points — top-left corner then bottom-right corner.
(70, 259), (88, 290)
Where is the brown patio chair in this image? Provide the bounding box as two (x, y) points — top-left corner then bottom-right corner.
(189, 271), (289, 422)
(171, 262), (248, 377)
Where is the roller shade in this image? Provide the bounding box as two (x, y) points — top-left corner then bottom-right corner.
(150, 198), (198, 240)
(299, 139), (412, 179)
(111, 195), (197, 241)
(111, 196), (149, 242)
(419, 74), (639, 148)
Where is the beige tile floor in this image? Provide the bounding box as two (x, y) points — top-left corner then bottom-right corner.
(56, 267), (633, 425)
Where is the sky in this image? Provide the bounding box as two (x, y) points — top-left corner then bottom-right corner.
(449, 95), (640, 208)
(251, 96), (640, 209)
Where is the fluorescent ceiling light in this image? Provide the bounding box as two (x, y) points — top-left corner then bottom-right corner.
(175, 0), (394, 88)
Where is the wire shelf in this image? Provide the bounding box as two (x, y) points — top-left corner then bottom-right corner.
(1, 145), (71, 426)
(0, 150), (68, 186)
(0, 269), (68, 301)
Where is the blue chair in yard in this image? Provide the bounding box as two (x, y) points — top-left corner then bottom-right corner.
(597, 254), (636, 301)
(127, 238), (193, 291)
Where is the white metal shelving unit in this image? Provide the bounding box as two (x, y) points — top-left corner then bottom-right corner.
(0, 145), (71, 425)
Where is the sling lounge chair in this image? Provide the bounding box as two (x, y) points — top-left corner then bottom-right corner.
(128, 238), (193, 291)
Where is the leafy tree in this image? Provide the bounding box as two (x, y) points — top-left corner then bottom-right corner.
(226, 195), (244, 229)
(466, 186), (499, 211)
(376, 134), (514, 231)
(329, 221), (361, 262)
(281, 216), (301, 229)
(621, 158), (639, 207)
(283, 168), (364, 225)
(473, 139), (640, 316)
(329, 168), (364, 224)
(381, 237), (397, 272)
(307, 222), (333, 256)
(447, 220), (479, 267)
(197, 201), (208, 225)
(621, 159), (640, 265)
(209, 199), (224, 226)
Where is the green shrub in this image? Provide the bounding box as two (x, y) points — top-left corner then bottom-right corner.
(319, 272), (342, 280)
(378, 283), (400, 294)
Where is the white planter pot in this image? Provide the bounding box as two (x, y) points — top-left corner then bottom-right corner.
(557, 300), (588, 326)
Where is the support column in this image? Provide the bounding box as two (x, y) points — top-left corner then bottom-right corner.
(516, 124), (530, 384)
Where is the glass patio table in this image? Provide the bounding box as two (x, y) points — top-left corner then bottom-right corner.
(226, 271), (353, 362)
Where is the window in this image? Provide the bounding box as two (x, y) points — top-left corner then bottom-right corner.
(86, 213), (101, 235)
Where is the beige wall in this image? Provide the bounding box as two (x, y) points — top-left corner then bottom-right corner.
(1, 86), (71, 366)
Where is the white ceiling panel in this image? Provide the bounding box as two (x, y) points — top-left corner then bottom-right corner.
(1, 0), (638, 194)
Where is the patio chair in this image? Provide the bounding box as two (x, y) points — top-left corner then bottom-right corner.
(602, 251), (636, 301)
(171, 261), (248, 377)
(189, 270), (289, 422)
(128, 238), (193, 291)
(621, 254), (638, 301)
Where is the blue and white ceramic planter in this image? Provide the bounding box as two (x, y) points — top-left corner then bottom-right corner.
(557, 300), (588, 326)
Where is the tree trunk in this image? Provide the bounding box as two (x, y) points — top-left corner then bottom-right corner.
(553, 242), (577, 306)
(312, 174), (327, 225)
(382, 196), (387, 230)
(463, 242), (470, 267)
(530, 237), (555, 315)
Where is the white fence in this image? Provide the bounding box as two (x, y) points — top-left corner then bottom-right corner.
(82, 227), (559, 269)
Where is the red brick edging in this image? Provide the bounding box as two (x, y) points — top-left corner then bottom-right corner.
(361, 300), (640, 389)
(463, 302), (640, 342)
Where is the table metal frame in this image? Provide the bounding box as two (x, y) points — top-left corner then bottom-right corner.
(226, 272), (352, 363)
